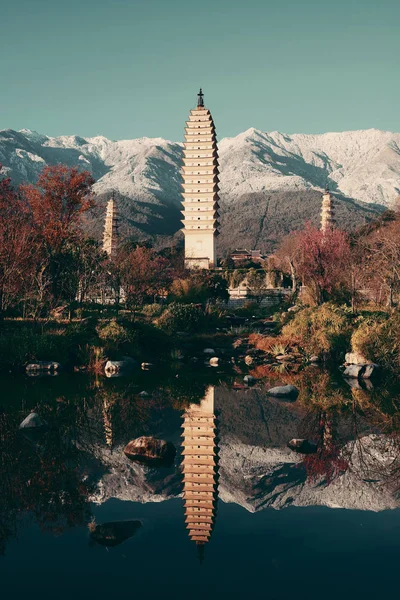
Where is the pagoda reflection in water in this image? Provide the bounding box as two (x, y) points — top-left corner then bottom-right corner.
(181, 386), (218, 549)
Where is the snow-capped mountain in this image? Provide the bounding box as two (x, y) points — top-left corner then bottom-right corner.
(1, 127), (398, 251)
(219, 128), (400, 207)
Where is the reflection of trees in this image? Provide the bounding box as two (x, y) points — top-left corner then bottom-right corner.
(297, 372), (364, 484)
(344, 385), (400, 492)
(0, 408), (93, 555)
(295, 370), (400, 493)
(0, 367), (227, 554)
(300, 409), (349, 483)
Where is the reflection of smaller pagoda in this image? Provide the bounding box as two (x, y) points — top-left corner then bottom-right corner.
(102, 395), (114, 449)
(181, 387), (217, 547)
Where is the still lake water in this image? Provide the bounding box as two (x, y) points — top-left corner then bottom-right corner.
(1, 365), (400, 599)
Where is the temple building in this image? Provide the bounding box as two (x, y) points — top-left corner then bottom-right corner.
(181, 89), (220, 269)
(103, 193), (119, 259)
(320, 185), (335, 233)
(181, 386), (218, 551)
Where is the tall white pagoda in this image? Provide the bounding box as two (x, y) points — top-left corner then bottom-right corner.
(181, 89), (220, 269)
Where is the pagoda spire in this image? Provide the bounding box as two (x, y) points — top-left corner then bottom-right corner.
(197, 88), (204, 108)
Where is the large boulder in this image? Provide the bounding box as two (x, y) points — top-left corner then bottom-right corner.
(90, 520), (142, 547)
(345, 352), (369, 365)
(124, 436), (176, 467)
(288, 438), (318, 454)
(105, 357), (136, 376)
(266, 385), (299, 399)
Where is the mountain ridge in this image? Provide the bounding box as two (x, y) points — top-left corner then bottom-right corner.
(1, 126), (397, 253)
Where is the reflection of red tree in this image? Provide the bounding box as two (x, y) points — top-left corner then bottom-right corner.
(302, 412), (349, 484)
(0, 412), (92, 553)
(19, 451), (92, 534)
(303, 445), (349, 484)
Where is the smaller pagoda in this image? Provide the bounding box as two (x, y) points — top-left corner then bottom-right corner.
(103, 192), (119, 259)
(320, 184), (335, 233)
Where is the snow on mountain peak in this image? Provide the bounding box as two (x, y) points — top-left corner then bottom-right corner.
(0, 126), (399, 209)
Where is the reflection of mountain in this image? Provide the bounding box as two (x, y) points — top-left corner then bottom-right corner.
(90, 386), (398, 513)
(181, 387), (218, 546)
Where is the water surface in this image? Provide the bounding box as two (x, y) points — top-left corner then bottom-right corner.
(1, 367), (399, 599)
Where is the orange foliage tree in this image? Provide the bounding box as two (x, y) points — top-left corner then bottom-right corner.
(0, 165), (35, 316)
(21, 165), (96, 309)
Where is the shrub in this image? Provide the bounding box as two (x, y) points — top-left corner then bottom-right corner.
(97, 320), (132, 348)
(281, 304), (352, 358)
(170, 278), (207, 304)
(157, 303), (205, 334)
(351, 313), (400, 372)
(249, 332), (301, 354)
(141, 304), (164, 319)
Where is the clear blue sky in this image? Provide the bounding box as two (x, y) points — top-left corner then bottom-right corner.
(0, 0), (399, 141)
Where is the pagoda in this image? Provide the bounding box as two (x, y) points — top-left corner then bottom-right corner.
(320, 184), (335, 233)
(181, 386), (218, 551)
(181, 89), (220, 269)
(103, 193), (119, 259)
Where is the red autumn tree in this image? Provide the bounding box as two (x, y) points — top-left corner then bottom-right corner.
(22, 165), (95, 306)
(118, 245), (171, 312)
(0, 165), (35, 316)
(360, 213), (400, 307)
(23, 165), (95, 254)
(294, 224), (351, 305)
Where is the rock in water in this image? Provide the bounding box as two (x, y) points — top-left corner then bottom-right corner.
(141, 362), (153, 370)
(19, 412), (48, 431)
(124, 436), (176, 467)
(90, 520), (142, 547)
(26, 361), (60, 373)
(343, 364), (364, 378)
(266, 385), (299, 399)
(243, 375), (256, 384)
(105, 358), (136, 376)
(287, 438), (318, 454)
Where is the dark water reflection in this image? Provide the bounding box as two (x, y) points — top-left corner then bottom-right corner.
(1, 366), (400, 599)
